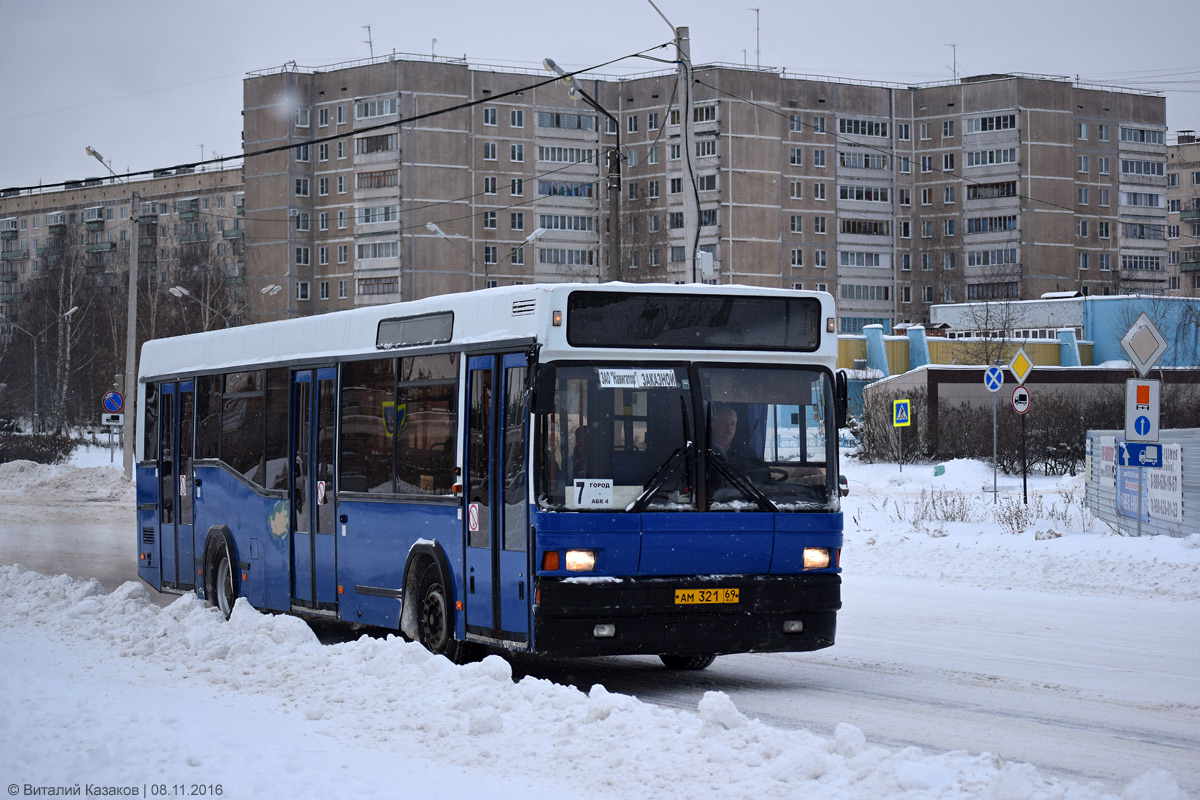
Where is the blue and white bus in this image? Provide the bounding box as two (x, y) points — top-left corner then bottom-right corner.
(137, 283), (846, 669)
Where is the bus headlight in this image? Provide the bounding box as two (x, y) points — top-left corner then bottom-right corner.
(565, 549), (596, 572)
(803, 548), (831, 570)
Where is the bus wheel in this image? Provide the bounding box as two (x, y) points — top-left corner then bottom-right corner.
(659, 654), (717, 671)
(416, 563), (477, 664)
(209, 545), (237, 620)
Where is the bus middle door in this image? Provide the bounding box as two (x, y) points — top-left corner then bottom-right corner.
(290, 368), (338, 611)
(464, 353), (530, 647)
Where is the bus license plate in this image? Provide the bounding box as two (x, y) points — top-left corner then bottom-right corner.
(674, 588), (739, 605)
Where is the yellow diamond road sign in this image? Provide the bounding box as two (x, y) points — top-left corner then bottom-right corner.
(1009, 348), (1033, 384)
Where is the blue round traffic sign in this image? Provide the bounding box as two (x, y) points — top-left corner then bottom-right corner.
(1134, 415), (1151, 436)
(984, 366), (1004, 393)
(102, 391), (124, 414)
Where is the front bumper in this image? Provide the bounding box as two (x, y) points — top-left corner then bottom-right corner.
(533, 573), (840, 657)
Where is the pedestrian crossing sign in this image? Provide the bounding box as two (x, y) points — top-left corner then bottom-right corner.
(892, 399), (911, 428)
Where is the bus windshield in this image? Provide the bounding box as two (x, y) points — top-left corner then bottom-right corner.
(535, 364), (835, 512)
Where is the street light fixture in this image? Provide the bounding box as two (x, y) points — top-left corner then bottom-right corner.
(169, 285), (231, 328)
(1, 306), (77, 433)
(543, 58), (621, 283)
(425, 221), (481, 286)
(85, 145), (139, 478)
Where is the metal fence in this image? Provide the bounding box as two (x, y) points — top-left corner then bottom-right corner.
(1085, 428), (1197, 537)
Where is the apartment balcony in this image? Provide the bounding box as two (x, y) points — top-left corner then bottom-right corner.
(46, 215), (66, 227)
(1181, 259), (1200, 273)
(1, 249), (28, 260)
(35, 246), (48, 257)
(139, 237), (156, 247)
(1181, 209), (1200, 221)
(179, 210), (200, 220)
(222, 227), (244, 239)
(181, 232), (209, 244)
(0, 293), (17, 302)
(224, 274), (245, 287)
(1, 272), (16, 282)
(84, 241), (115, 253)
(0, 229), (16, 240)
(85, 219), (106, 231)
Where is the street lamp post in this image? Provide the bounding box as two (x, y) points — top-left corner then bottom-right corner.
(543, 58), (621, 282)
(169, 285), (232, 329)
(425, 222), (480, 287)
(85, 146), (138, 478)
(2, 306), (78, 433)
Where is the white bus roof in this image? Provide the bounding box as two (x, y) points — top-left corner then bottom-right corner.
(139, 282), (837, 382)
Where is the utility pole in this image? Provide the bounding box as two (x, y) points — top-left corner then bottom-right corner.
(86, 146), (138, 478)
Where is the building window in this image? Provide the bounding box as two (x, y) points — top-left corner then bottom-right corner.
(790, 181), (802, 200)
(790, 147), (803, 166)
(511, 144), (524, 162)
(484, 245), (498, 264)
(318, 246), (328, 265)
(814, 250), (827, 268)
(484, 177), (497, 195)
(296, 108), (310, 127)
(943, 154), (955, 171)
(813, 149), (826, 168)
(944, 186), (956, 204)
(1078, 220), (1089, 237)
(318, 108), (328, 127)
(338, 279), (348, 298)
(511, 212), (524, 231)
(511, 109), (524, 128)
(944, 253), (956, 270)
(814, 216), (826, 234)
(627, 115), (638, 134)
(1098, 157), (1110, 175)
(791, 248), (803, 267)
(295, 247), (310, 266)
(296, 281), (310, 300)
(337, 175), (346, 194)
(483, 211), (497, 229)
(1079, 252), (1089, 270)
(318, 143), (328, 162)
(813, 116), (826, 134)
(1077, 155), (1089, 173)
(483, 108), (497, 126)
(670, 178), (683, 194)
(295, 144), (310, 162)
(790, 215), (802, 234)
(921, 156), (932, 173)
(295, 179), (309, 197)
(813, 183), (826, 201)
(318, 178), (329, 196)
(338, 210), (347, 229)
(295, 213), (310, 231)
(483, 142), (497, 161)
(1078, 187), (1089, 205)
(648, 180), (659, 199)
(1077, 122), (1088, 140)
(319, 281), (330, 300)
(648, 112), (659, 130)
(357, 277), (398, 295)
(338, 245), (348, 264)
(943, 120), (955, 138)
(511, 178), (524, 197)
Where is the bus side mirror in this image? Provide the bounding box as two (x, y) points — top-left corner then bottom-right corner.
(834, 370), (848, 430)
(532, 366), (556, 415)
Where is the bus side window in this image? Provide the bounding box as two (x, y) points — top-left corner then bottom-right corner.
(265, 368), (290, 490)
(143, 383), (159, 463)
(339, 358), (396, 494)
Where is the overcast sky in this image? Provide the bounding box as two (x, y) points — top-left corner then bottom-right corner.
(2, 0), (1198, 190)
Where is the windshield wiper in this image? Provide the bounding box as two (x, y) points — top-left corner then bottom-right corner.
(706, 447), (778, 512)
(629, 396), (694, 513)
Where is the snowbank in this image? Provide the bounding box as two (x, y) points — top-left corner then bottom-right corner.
(0, 564), (1188, 800)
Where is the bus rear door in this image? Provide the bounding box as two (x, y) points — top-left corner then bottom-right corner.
(158, 380), (195, 590)
(464, 353), (530, 647)
(290, 367), (338, 611)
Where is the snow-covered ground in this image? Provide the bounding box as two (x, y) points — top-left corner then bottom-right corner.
(0, 446), (1195, 799)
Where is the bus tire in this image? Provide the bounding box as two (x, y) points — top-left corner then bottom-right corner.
(659, 654), (717, 671)
(205, 536), (237, 621)
(416, 562), (478, 664)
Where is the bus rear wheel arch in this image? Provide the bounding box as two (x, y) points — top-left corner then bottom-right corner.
(202, 527), (238, 621)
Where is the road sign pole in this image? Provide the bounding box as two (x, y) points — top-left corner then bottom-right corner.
(992, 393), (998, 504)
(1021, 412), (1027, 505)
(898, 425), (903, 473)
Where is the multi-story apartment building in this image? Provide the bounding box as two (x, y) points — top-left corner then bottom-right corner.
(0, 168), (245, 328)
(242, 55), (1170, 331)
(1167, 131), (1200, 297)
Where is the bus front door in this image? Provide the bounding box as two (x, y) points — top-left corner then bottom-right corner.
(464, 354), (530, 647)
(290, 368), (338, 611)
(158, 381), (195, 590)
